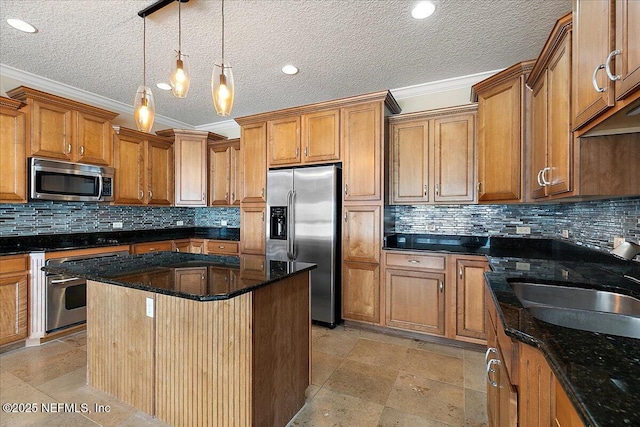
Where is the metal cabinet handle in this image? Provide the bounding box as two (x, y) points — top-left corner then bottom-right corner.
(484, 347), (498, 364)
(541, 167), (551, 186)
(231, 192), (235, 201)
(435, 184), (440, 196)
(304, 146), (308, 156)
(202, 274), (206, 280)
(605, 49), (621, 81)
(260, 188), (265, 198)
(261, 212), (264, 221)
(477, 182), (482, 194)
(225, 192), (228, 200)
(344, 212), (348, 223)
(139, 189), (144, 199)
(536, 169), (544, 187)
(295, 147), (299, 157)
(219, 245), (225, 249)
(176, 248), (180, 252)
(344, 184), (349, 195)
(202, 193), (205, 201)
(439, 280), (443, 293)
(149, 248), (157, 251)
(408, 259), (420, 264)
(80, 145), (85, 155)
(148, 191), (153, 200)
(424, 185), (428, 196)
(459, 267), (463, 279)
(592, 64), (606, 93)
(487, 359), (500, 387)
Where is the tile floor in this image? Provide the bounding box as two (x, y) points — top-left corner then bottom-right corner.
(0, 325), (488, 427)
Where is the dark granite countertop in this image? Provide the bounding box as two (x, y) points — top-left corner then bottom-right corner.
(42, 251), (315, 301)
(0, 227), (240, 255)
(386, 233), (640, 426)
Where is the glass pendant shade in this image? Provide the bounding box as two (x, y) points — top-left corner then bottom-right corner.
(134, 85), (155, 132)
(212, 62), (234, 116)
(170, 52), (190, 97)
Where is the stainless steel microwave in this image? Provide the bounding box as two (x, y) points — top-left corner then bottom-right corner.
(29, 157), (114, 202)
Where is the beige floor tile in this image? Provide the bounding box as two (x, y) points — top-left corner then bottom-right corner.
(305, 384), (321, 402)
(311, 351), (343, 386)
(116, 410), (172, 426)
(356, 329), (420, 348)
(464, 349), (487, 392)
(416, 340), (465, 358)
(288, 387), (384, 427)
(377, 406), (453, 427)
(312, 328), (358, 358)
(386, 372), (465, 426)
(59, 332), (88, 348)
(323, 359), (397, 405)
(346, 339), (408, 370)
(464, 388), (489, 427)
(401, 348), (464, 387)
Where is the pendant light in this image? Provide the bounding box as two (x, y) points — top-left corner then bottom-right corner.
(134, 16), (155, 132)
(169, 0), (190, 97)
(211, 0), (234, 116)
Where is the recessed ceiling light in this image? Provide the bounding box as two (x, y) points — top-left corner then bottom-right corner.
(411, 1), (436, 19)
(6, 18), (37, 33)
(156, 83), (171, 91)
(282, 65), (299, 75)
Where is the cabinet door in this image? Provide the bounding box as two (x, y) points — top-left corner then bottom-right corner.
(530, 75), (549, 200)
(173, 240), (190, 253)
(188, 240), (206, 254)
(497, 347), (519, 427)
(342, 102), (382, 201)
(0, 105), (26, 202)
(209, 145), (231, 206)
(572, 0), (615, 129)
(486, 315), (499, 427)
(113, 133), (145, 205)
(615, 0), (640, 100)
(240, 205), (266, 255)
(268, 116), (300, 167)
(241, 122), (267, 203)
(477, 78), (523, 202)
(29, 99), (74, 160)
(455, 259), (488, 341)
(146, 140), (174, 206)
(342, 262), (379, 323)
(343, 205), (381, 264)
(547, 33), (573, 196)
(0, 273), (28, 345)
(519, 344), (556, 427)
(76, 111), (113, 166)
(175, 135), (207, 206)
(231, 144), (242, 205)
(390, 120), (429, 204)
(302, 109), (340, 163)
(434, 113), (475, 203)
(174, 267), (207, 294)
(386, 269), (445, 335)
(207, 240), (239, 255)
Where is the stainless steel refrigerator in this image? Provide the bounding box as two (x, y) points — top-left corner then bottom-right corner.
(266, 165), (341, 327)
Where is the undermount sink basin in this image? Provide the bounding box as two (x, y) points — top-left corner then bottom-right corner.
(510, 281), (640, 339)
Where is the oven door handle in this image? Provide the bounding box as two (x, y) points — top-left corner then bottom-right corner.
(49, 277), (83, 284)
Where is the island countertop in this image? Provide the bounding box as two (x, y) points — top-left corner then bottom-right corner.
(42, 251), (316, 301)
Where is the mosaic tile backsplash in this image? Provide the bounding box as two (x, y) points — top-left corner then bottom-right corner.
(1, 198), (638, 258)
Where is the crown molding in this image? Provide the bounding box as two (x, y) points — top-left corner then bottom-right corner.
(390, 69), (504, 100)
(194, 119), (240, 136)
(0, 63), (193, 130)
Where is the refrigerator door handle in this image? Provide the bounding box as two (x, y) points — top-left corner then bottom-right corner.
(286, 190), (294, 259)
(290, 190), (297, 259)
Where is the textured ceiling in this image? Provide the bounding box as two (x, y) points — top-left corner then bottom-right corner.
(0, 0), (571, 127)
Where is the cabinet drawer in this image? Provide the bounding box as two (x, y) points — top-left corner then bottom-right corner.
(0, 255), (29, 275)
(385, 252), (446, 270)
(207, 240), (239, 255)
(131, 241), (174, 254)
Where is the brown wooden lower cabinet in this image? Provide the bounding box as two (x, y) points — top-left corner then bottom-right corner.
(0, 254), (29, 346)
(207, 239), (239, 255)
(342, 261), (380, 323)
(455, 257), (489, 342)
(131, 240), (174, 254)
(240, 204), (266, 255)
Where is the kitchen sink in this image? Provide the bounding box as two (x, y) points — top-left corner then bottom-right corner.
(510, 281), (640, 339)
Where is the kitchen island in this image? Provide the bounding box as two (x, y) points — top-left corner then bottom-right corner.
(43, 252), (316, 427)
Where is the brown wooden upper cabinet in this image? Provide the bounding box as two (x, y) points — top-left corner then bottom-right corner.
(389, 105), (476, 205)
(342, 102), (382, 202)
(7, 86), (117, 166)
(209, 138), (241, 206)
(472, 61), (535, 203)
(157, 129), (225, 207)
(268, 116), (301, 167)
(113, 126), (174, 206)
(572, 0), (640, 131)
(0, 97), (26, 203)
(239, 122), (267, 204)
(528, 13), (573, 200)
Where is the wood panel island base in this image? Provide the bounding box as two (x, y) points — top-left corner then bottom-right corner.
(44, 252), (314, 427)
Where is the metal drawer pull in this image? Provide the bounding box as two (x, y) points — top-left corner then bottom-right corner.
(218, 245), (225, 249)
(80, 146), (85, 155)
(459, 267), (463, 279)
(407, 259), (420, 264)
(484, 347), (497, 364)
(439, 280), (443, 293)
(592, 64), (606, 93)
(605, 49), (621, 81)
(67, 143), (72, 154)
(487, 359), (500, 387)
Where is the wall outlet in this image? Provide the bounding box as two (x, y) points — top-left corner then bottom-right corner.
(613, 236), (626, 248)
(176, 220), (184, 226)
(516, 226), (531, 235)
(220, 220), (228, 226)
(561, 229), (569, 238)
(426, 224), (436, 231)
(112, 222), (123, 229)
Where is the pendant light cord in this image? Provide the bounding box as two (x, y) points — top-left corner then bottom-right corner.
(221, 0), (225, 65)
(178, 0), (182, 53)
(143, 17), (146, 87)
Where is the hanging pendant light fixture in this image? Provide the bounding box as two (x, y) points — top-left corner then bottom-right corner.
(134, 16), (155, 132)
(169, 0), (190, 97)
(211, 0), (234, 116)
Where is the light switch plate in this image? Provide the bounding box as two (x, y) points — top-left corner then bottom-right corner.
(146, 298), (154, 318)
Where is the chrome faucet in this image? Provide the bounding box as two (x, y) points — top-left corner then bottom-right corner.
(611, 241), (640, 260)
